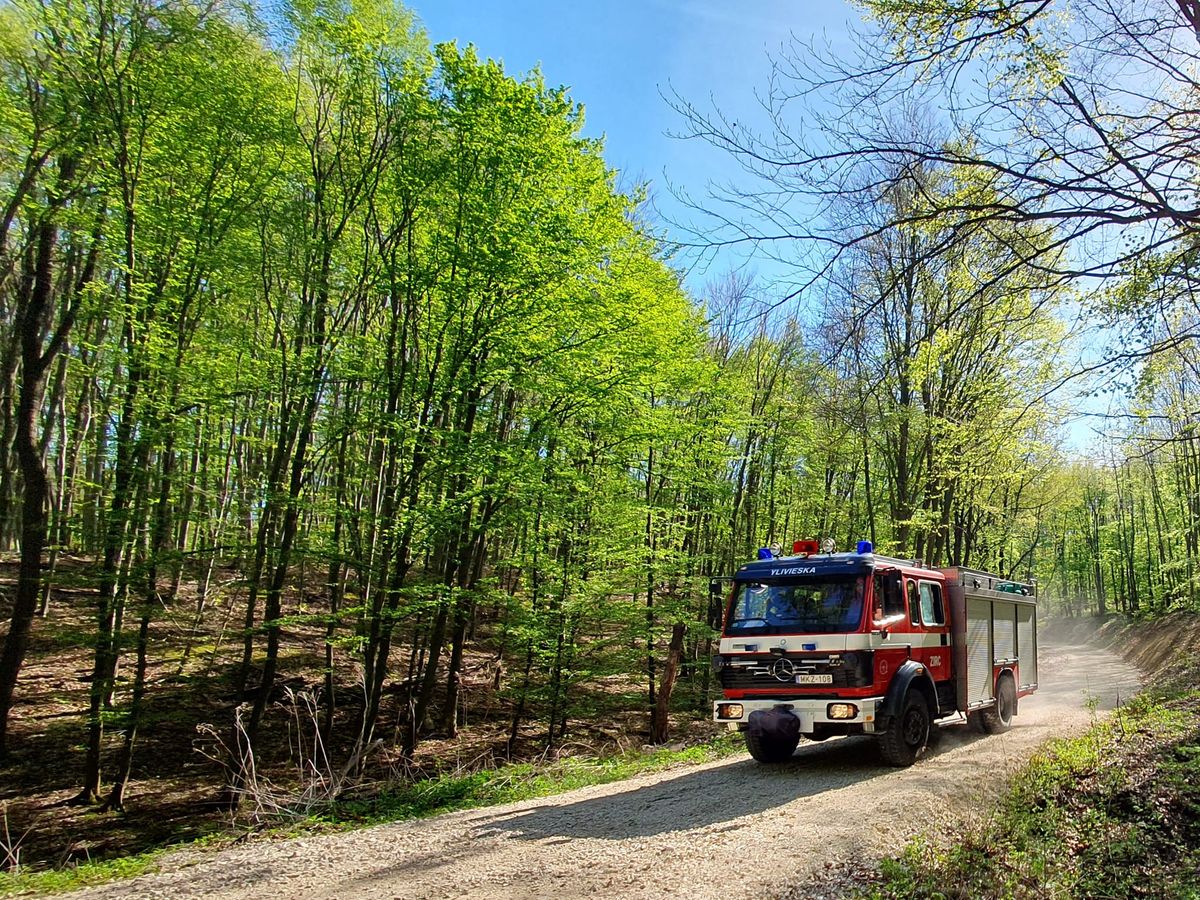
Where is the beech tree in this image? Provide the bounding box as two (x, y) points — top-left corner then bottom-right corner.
(0, 0), (1134, 822)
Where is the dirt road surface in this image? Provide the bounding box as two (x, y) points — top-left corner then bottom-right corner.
(68, 640), (1141, 900)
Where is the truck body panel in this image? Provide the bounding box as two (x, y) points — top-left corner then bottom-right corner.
(943, 566), (1038, 710)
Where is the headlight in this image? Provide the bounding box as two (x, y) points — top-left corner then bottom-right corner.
(827, 703), (859, 719)
(716, 703), (745, 719)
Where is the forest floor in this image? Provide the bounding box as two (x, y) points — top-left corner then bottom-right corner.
(31, 636), (1141, 900)
(0, 556), (718, 887)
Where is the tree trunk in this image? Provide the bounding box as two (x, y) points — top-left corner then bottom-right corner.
(0, 216), (56, 758)
(651, 622), (687, 744)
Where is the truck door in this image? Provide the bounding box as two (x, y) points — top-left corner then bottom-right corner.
(912, 578), (951, 682)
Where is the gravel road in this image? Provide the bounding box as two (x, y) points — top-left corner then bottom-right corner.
(68, 640), (1141, 900)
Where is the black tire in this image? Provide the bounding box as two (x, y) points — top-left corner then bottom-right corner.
(878, 691), (931, 767)
(745, 728), (799, 763)
(980, 673), (1016, 734)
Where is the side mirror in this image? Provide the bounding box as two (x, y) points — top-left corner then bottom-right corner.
(709, 578), (724, 597)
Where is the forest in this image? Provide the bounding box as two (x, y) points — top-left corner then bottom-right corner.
(1, 0), (1200, 867)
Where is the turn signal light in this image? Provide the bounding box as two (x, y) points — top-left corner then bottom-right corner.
(827, 703), (858, 720)
(717, 703), (745, 720)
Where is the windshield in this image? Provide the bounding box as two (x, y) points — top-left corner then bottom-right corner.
(726, 577), (865, 635)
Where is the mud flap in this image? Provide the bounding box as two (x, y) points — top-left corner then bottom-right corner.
(747, 707), (801, 743)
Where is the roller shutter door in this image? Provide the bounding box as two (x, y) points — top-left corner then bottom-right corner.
(967, 599), (993, 703)
(993, 601), (1016, 660)
(1017, 604), (1037, 687)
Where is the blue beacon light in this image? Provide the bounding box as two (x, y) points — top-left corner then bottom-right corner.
(757, 547), (774, 560)
(856, 540), (874, 554)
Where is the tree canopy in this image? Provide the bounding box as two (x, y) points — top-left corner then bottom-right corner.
(0, 0), (1194, 838)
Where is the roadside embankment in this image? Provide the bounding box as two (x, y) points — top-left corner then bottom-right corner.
(1043, 611), (1200, 676)
(859, 613), (1200, 900)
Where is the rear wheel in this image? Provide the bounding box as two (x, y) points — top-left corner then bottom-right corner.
(878, 692), (930, 767)
(744, 728), (799, 763)
(980, 673), (1016, 734)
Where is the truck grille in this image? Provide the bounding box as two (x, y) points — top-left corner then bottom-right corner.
(719, 652), (873, 691)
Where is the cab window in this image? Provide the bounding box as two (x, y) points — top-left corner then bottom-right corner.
(872, 574), (905, 617)
(919, 581), (945, 626)
(726, 578), (865, 634)
(907, 579), (920, 625)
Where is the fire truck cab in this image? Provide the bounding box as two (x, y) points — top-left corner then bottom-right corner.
(711, 541), (1037, 766)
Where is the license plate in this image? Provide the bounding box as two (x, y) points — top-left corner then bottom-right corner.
(796, 674), (833, 684)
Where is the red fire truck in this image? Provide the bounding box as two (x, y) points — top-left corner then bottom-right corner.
(711, 540), (1037, 766)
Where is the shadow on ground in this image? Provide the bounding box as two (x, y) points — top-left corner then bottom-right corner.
(478, 721), (990, 841)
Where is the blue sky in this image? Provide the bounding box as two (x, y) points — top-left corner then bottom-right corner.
(413, 1), (860, 290)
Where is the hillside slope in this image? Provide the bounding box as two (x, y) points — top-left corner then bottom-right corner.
(51, 638), (1140, 900)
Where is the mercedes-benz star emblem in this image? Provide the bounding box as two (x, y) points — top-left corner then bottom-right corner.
(770, 657), (796, 682)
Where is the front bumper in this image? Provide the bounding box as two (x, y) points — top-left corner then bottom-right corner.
(714, 696), (883, 733)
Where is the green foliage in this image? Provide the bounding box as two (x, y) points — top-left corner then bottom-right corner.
(0, 851), (167, 898)
(0, 0), (1131, 860)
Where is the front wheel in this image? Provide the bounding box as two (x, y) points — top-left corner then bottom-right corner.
(878, 692), (930, 767)
(745, 728), (799, 763)
(979, 673), (1016, 734)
